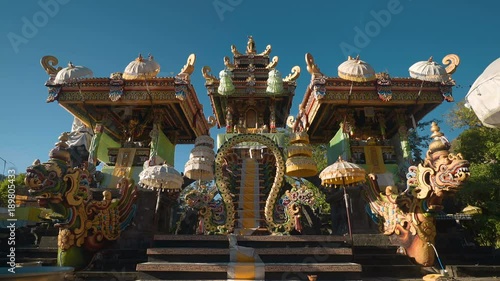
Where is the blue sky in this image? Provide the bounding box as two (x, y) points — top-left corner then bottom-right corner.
(0, 0), (498, 175)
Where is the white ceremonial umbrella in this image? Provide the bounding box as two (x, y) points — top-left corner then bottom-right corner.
(123, 54), (160, 79)
(54, 62), (93, 84)
(338, 55), (376, 97)
(409, 57), (450, 98)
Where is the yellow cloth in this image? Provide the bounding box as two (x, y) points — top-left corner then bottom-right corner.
(364, 146), (386, 174)
(109, 148), (136, 188)
(228, 234), (265, 280)
(238, 158), (260, 231)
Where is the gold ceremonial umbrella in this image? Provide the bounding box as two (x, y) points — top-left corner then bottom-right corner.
(319, 156), (366, 243)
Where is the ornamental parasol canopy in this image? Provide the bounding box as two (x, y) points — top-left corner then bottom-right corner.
(139, 157), (183, 192)
(123, 54), (160, 79)
(408, 57), (449, 82)
(465, 58), (500, 128)
(319, 156), (366, 187)
(54, 62), (93, 84)
(184, 135), (215, 181)
(319, 156), (366, 244)
(338, 55), (376, 82)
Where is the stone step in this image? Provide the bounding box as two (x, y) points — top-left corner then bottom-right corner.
(153, 234), (347, 243)
(353, 253), (417, 265)
(146, 247), (353, 263)
(147, 247), (352, 256)
(151, 235), (349, 252)
(360, 264), (427, 278)
(136, 262), (362, 280)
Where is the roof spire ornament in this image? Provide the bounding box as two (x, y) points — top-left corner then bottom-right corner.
(246, 35), (256, 55)
(49, 133), (71, 163)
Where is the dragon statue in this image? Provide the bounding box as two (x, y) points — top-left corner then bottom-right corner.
(364, 122), (470, 266)
(25, 133), (138, 269)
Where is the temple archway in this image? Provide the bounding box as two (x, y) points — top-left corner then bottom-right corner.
(207, 134), (294, 234)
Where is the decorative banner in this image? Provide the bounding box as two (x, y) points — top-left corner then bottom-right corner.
(364, 146), (386, 174)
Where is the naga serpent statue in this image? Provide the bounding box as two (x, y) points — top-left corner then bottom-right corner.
(364, 122), (470, 266)
(25, 133), (138, 269)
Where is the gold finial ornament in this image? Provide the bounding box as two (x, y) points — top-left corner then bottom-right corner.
(41, 55), (63, 75)
(246, 35), (256, 54)
(283, 66), (301, 82)
(230, 45), (242, 57)
(427, 122), (450, 156)
(49, 132), (71, 163)
(442, 54), (460, 75)
(223, 56), (236, 71)
(258, 44), (272, 56)
(178, 54), (196, 76)
(201, 66), (219, 85)
(266, 56), (279, 69)
(305, 53), (323, 76)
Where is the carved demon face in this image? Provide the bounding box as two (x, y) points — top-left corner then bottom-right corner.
(416, 152), (470, 211)
(25, 159), (67, 207)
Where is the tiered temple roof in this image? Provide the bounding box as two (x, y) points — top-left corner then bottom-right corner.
(202, 36), (300, 132)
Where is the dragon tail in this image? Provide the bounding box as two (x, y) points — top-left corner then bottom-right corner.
(362, 174), (385, 220)
(117, 178), (138, 231)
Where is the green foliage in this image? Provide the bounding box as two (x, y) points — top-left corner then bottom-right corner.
(445, 100), (483, 129)
(407, 119), (440, 164)
(446, 102), (500, 248)
(312, 143), (328, 172)
(0, 173), (27, 207)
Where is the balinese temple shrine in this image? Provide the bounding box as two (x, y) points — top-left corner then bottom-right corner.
(297, 53), (459, 187)
(40, 53), (210, 190)
(29, 37), (466, 280)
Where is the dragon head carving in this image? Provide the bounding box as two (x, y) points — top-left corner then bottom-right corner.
(411, 122), (470, 212)
(25, 133), (138, 269)
(26, 133), (71, 207)
(365, 122), (470, 266)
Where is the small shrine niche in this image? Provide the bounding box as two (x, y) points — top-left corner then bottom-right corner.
(337, 108), (397, 165)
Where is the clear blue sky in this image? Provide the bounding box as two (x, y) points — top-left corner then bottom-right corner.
(0, 0), (498, 175)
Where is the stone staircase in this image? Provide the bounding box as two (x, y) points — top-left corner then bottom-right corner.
(136, 234), (362, 280)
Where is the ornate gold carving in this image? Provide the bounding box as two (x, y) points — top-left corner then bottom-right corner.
(223, 56), (236, 71)
(178, 54), (196, 76)
(365, 123), (470, 266)
(266, 56), (279, 69)
(258, 44), (272, 56)
(246, 35), (256, 54)
(283, 66), (301, 82)
(442, 54), (460, 75)
(41, 55), (62, 75)
(231, 45), (243, 57)
(207, 116), (217, 128)
(209, 134), (291, 234)
(201, 66), (219, 85)
(305, 53), (323, 76)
